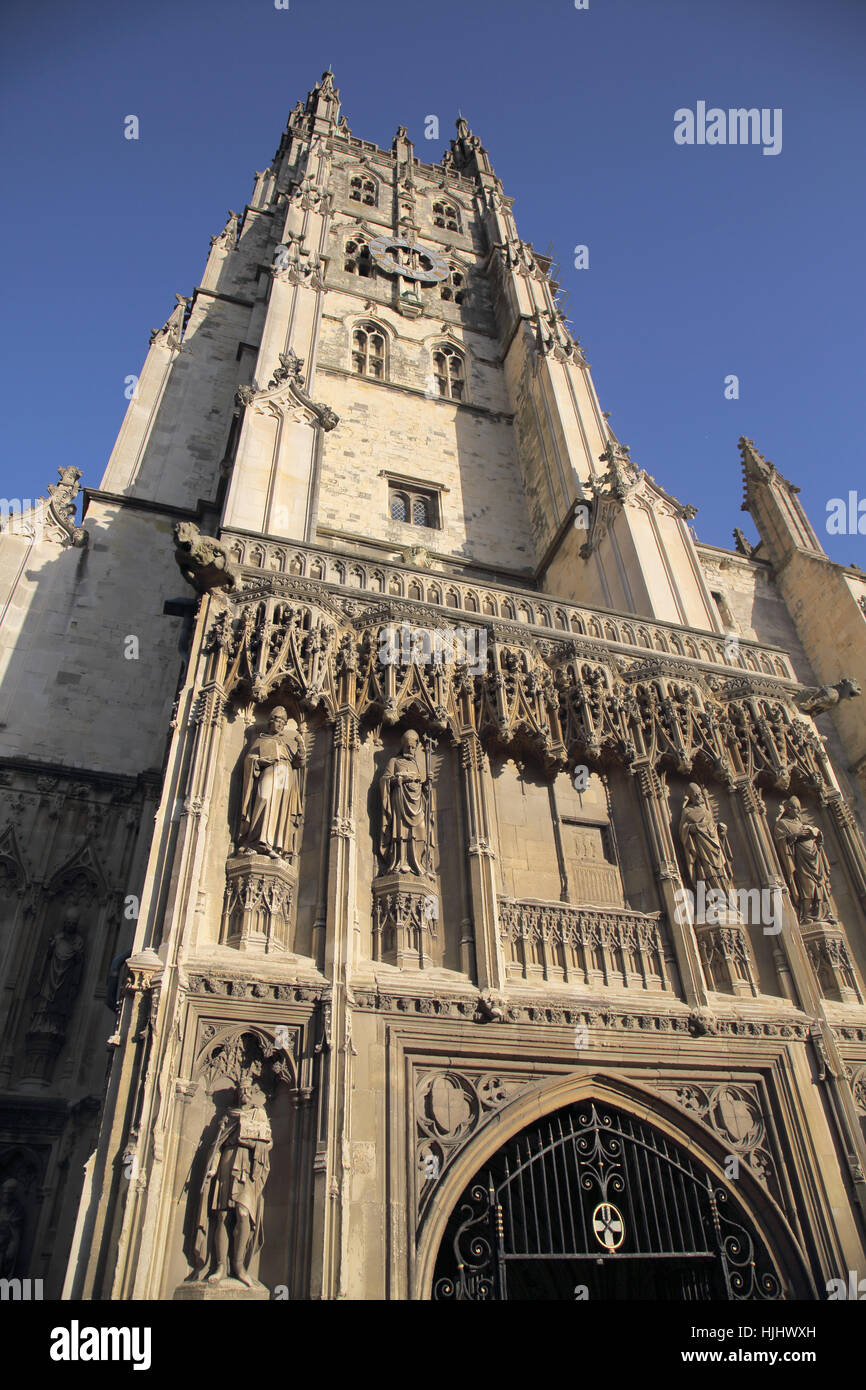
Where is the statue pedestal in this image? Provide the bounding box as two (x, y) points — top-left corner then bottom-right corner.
(221, 854), (297, 953)
(174, 1278), (270, 1301)
(695, 921), (758, 998)
(801, 921), (863, 1004)
(373, 874), (438, 969)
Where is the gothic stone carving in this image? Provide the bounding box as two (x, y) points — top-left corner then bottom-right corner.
(378, 730), (436, 877)
(238, 707), (305, 861)
(659, 1081), (781, 1202)
(174, 522), (238, 594)
(221, 858), (296, 954)
(794, 678), (862, 715)
(415, 1069), (534, 1215)
(772, 797), (835, 925)
(23, 903), (86, 1083)
(193, 1074), (272, 1290)
(678, 782), (734, 894)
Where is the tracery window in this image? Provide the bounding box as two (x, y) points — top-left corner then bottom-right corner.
(349, 175), (377, 207)
(432, 344), (466, 401)
(344, 237), (373, 277)
(352, 322), (387, 379)
(440, 265), (467, 304)
(433, 200), (460, 233)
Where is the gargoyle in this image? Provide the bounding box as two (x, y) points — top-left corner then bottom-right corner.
(173, 522), (238, 594)
(794, 677), (862, 716)
(475, 989), (508, 1024)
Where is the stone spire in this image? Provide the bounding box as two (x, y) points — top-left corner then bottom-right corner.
(302, 68), (341, 134)
(739, 436), (825, 564)
(447, 113), (493, 177)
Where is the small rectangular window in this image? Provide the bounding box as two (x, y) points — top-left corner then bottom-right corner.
(388, 483), (439, 529)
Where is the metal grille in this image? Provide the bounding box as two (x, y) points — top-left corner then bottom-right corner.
(432, 1100), (783, 1301)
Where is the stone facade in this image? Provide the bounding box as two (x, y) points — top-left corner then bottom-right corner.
(2, 72), (866, 1301)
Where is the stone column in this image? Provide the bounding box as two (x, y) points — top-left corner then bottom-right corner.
(728, 777), (795, 1002)
(310, 710), (358, 1301)
(459, 733), (504, 991)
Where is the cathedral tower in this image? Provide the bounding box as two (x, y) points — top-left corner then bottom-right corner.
(2, 73), (866, 1302)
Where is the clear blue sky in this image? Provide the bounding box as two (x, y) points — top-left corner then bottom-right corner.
(2, 0), (864, 564)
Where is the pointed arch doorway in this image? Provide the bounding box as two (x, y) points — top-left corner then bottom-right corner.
(431, 1099), (787, 1301)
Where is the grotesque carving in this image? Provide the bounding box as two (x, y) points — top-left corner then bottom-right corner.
(46, 466), (88, 547)
(378, 730), (436, 877)
(794, 677), (862, 715)
(174, 521), (238, 593)
(194, 1076), (272, 1288)
(678, 783), (734, 893)
(238, 708), (305, 861)
(773, 797), (835, 924)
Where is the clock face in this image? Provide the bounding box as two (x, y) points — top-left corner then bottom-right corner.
(368, 235), (449, 284)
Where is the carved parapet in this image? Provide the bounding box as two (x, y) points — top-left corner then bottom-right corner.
(174, 522), (238, 594)
(221, 855), (297, 954)
(802, 923), (864, 1006)
(498, 897), (670, 992)
(695, 922), (759, 998)
(372, 874), (438, 970)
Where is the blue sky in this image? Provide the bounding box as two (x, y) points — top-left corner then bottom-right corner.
(2, 0), (864, 563)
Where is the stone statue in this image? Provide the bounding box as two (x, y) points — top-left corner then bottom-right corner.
(239, 708), (305, 860)
(678, 783), (733, 893)
(194, 1077), (272, 1287)
(773, 797), (835, 924)
(29, 904), (85, 1039)
(379, 730), (436, 877)
(0, 1178), (25, 1277)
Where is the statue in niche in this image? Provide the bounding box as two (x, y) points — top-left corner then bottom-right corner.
(379, 730), (436, 877)
(194, 1075), (272, 1287)
(28, 904), (85, 1040)
(773, 797), (835, 924)
(0, 1178), (25, 1277)
(678, 783), (734, 892)
(238, 706), (305, 860)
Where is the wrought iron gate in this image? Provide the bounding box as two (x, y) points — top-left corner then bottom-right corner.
(432, 1101), (784, 1300)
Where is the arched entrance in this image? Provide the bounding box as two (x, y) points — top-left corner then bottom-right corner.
(432, 1099), (786, 1300)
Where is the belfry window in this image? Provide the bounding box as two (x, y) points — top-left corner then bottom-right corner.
(344, 238), (373, 277)
(440, 266), (467, 304)
(432, 344), (466, 401)
(388, 482), (438, 529)
(352, 322), (387, 379)
(349, 175), (377, 207)
(433, 200), (460, 233)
